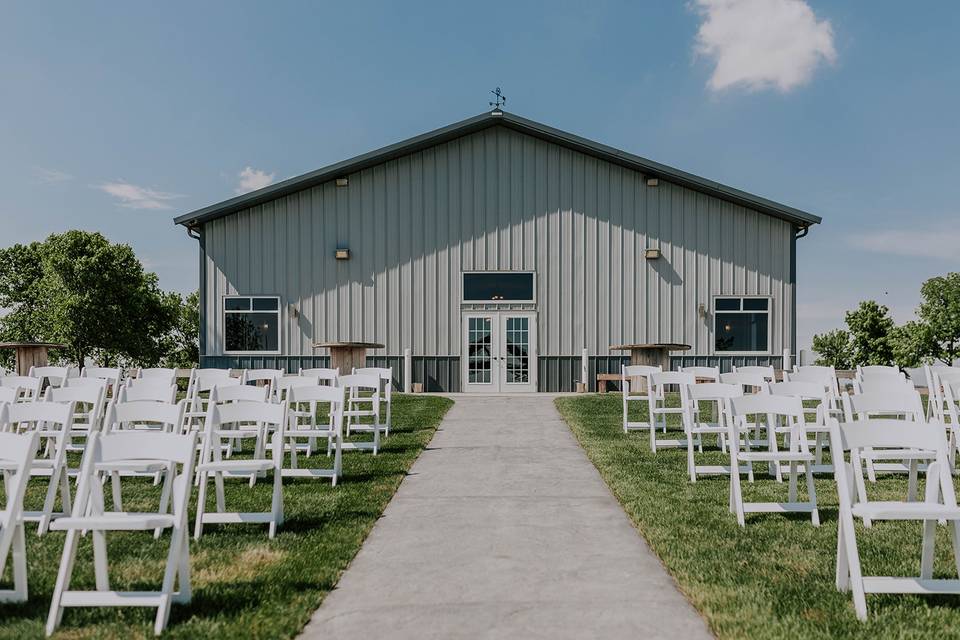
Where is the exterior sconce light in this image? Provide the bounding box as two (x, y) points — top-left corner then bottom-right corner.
(644, 248), (661, 260)
(335, 177), (349, 187)
(335, 248), (350, 260)
(698, 303), (706, 318)
(646, 177), (659, 187)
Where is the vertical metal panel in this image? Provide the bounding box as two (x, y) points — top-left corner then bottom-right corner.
(202, 125), (796, 388)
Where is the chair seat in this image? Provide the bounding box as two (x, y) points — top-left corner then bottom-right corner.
(852, 501), (960, 521)
(739, 451), (814, 463)
(50, 513), (175, 531)
(197, 459), (275, 473)
(94, 461), (169, 473)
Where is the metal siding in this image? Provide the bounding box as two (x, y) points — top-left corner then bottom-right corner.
(202, 125), (795, 383)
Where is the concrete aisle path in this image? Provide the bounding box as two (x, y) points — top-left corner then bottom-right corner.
(300, 395), (712, 640)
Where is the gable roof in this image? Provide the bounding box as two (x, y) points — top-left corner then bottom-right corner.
(174, 110), (822, 229)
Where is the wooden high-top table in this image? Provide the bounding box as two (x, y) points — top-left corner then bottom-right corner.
(0, 341), (68, 376)
(312, 342), (385, 375)
(609, 343), (691, 370)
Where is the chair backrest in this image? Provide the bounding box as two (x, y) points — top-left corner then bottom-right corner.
(0, 430), (41, 533)
(856, 376), (914, 395)
(682, 382), (741, 428)
(203, 400), (288, 461)
(856, 365), (901, 381)
(137, 367), (177, 385)
(621, 365), (660, 395)
(210, 383), (270, 403)
(300, 367), (339, 384)
(0, 386), (18, 405)
(338, 373), (382, 394)
(65, 376), (109, 391)
(0, 375), (43, 400)
(679, 366), (720, 381)
(719, 372), (769, 394)
(104, 400), (187, 433)
(275, 375), (321, 401)
(842, 390), (925, 422)
(770, 381), (831, 424)
(28, 365), (71, 388)
(81, 366), (122, 382)
(733, 365), (776, 381)
(195, 375), (241, 394)
(117, 381), (178, 404)
(4, 400), (75, 431)
(731, 394), (806, 453)
(44, 384), (106, 418)
(795, 364), (836, 377)
(245, 369), (283, 395)
(354, 367), (393, 394)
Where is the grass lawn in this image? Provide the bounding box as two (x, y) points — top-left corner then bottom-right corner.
(0, 394), (453, 640)
(556, 394), (960, 639)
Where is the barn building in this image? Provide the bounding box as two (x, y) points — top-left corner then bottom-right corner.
(174, 110), (821, 392)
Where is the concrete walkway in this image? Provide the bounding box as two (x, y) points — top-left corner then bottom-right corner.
(300, 395), (712, 640)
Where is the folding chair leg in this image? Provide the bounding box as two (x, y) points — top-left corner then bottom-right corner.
(193, 473), (208, 540)
(836, 517), (850, 592)
(687, 434), (697, 483)
(110, 471), (123, 511)
(176, 532), (191, 604)
(155, 527), (185, 635)
(214, 472), (226, 513)
(1, 524), (29, 602)
(788, 462), (798, 502)
(805, 464), (820, 527)
(907, 459), (919, 502)
(921, 519), (936, 579)
(155, 467), (174, 539)
(269, 470), (283, 539)
(92, 530), (110, 591)
(46, 529), (80, 635)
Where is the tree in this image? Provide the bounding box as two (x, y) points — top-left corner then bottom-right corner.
(916, 273), (960, 364)
(0, 231), (175, 367)
(845, 300), (895, 366)
(812, 329), (854, 369)
(889, 320), (937, 368)
(158, 290), (200, 368)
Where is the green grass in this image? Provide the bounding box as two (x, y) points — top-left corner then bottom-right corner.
(0, 394), (453, 640)
(556, 394), (960, 639)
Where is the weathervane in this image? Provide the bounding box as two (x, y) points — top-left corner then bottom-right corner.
(489, 87), (506, 111)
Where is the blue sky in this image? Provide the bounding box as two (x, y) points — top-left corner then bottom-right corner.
(2, 1), (957, 352)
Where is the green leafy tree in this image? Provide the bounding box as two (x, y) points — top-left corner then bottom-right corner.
(158, 290), (200, 368)
(0, 231), (175, 367)
(889, 320), (938, 368)
(916, 273), (960, 364)
(845, 300), (895, 366)
(812, 329), (854, 369)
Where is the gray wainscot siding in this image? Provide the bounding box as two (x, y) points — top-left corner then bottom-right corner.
(200, 125), (796, 391)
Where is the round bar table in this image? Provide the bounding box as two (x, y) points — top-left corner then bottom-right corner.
(0, 341), (68, 376)
(312, 342), (385, 375)
(609, 343), (691, 370)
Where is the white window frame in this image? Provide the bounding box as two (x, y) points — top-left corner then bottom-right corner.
(462, 271), (536, 304)
(223, 295), (282, 355)
(712, 295), (772, 356)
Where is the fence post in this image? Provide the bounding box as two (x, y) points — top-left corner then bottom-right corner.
(403, 348), (412, 393)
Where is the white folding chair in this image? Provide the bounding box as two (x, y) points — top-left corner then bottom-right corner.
(786, 368), (842, 420)
(340, 374), (383, 455)
(118, 380), (178, 404)
(104, 400), (187, 435)
(770, 380), (833, 472)
(621, 365), (661, 434)
(679, 365), (720, 382)
(183, 370), (242, 432)
(80, 366), (122, 397)
(209, 384), (272, 459)
(733, 365), (776, 381)
(283, 385), (345, 485)
(2, 401), (76, 534)
(300, 367), (339, 385)
(857, 364), (901, 379)
(729, 394), (819, 527)
(719, 372), (769, 395)
(274, 375), (319, 402)
(245, 368), (283, 398)
(136, 367), (178, 386)
(0, 429), (41, 602)
(0, 385), (20, 408)
(46, 431), (198, 636)
(353, 367), (393, 437)
(29, 365), (71, 389)
(0, 375), (42, 402)
(647, 371), (696, 452)
(194, 400), (286, 539)
(831, 418), (960, 620)
(44, 384), (107, 454)
(932, 368), (960, 424)
(681, 382), (742, 481)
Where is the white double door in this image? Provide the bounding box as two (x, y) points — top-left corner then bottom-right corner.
(462, 311), (538, 393)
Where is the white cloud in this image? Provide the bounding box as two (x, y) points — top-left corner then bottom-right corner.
(692, 0), (836, 93)
(849, 227), (960, 261)
(96, 181), (183, 210)
(33, 167), (74, 184)
(235, 166), (275, 195)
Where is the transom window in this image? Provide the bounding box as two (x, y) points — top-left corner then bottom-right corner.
(224, 296), (280, 354)
(462, 272), (534, 302)
(714, 297), (770, 354)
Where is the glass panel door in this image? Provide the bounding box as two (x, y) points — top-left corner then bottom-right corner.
(462, 314), (499, 392)
(462, 312), (537, 392)
(500, 313), (537, 392)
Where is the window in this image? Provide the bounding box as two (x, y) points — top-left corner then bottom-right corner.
(224, 296), (280, 353)
(714, 297), (770, 353)
(463, 272), (534, 302)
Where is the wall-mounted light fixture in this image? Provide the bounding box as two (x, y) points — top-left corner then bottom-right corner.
(289, 303), (299, 319)
(644, 248), (661, 260)
(698, 303), (706, 318)
(335, 177), (349, 187)
(335, 248), (350, 260)
(646, 177), (659, 187)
